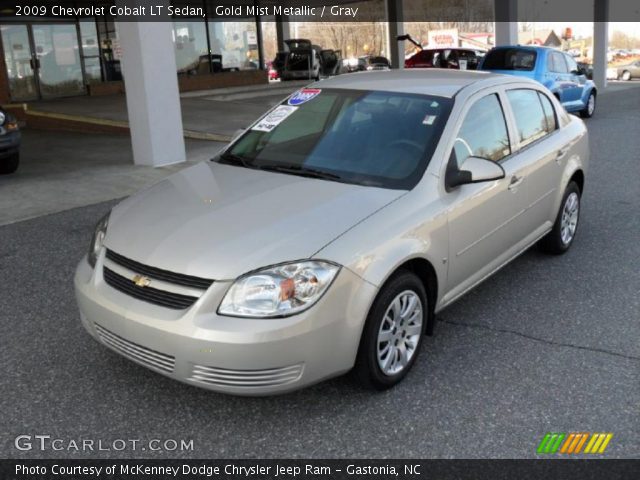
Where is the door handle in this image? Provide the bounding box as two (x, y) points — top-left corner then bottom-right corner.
(556, 147), (569, 162)
(508, 175), (524, 190)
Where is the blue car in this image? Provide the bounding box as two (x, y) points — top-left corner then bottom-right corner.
(480, 46), (597, 118)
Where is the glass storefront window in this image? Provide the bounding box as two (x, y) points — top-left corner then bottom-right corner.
(172, 21), (209, 75)
(208, 21), (259, 71)
(32, 23), (85, 98)
(79, 20), (102, 84)
(96, 20), (121, 81)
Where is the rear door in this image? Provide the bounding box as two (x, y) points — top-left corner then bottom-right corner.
(546, 51), (573, 106)
(562, 53), (586, 104)
(503, 88), (564, 233)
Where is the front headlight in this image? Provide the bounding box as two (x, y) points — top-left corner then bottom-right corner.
(218, 261), (340, 318)
(88, 212), (110, 268)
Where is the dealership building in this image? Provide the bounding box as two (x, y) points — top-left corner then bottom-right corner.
(0, 0), (615, 167)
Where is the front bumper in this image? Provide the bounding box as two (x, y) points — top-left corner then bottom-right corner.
(0, 130), (20, 158)
(74, 252), (377, 395)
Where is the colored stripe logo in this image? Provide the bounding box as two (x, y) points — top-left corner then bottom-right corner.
(537, 433), (613, 454)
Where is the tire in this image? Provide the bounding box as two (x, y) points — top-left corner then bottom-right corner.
(580, 91), (596, 118)
(0, 153), (19, 174)
(539, 181), (581, 255)
(621, 70), (631, 81)
(353, 270), (428, 390)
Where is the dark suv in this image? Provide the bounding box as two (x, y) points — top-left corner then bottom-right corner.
(0, 107), (20, 174)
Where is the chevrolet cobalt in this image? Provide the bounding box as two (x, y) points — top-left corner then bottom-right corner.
(75, 70), (588, 395)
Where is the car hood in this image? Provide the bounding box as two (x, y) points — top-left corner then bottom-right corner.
(104, 162), (403, 280)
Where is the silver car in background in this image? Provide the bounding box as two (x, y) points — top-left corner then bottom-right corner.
(75, 70), (588, 395)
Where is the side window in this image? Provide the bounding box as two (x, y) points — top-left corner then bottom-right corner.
(506, 89), (548, 147)
(538, 92), (557, 133)
(564, 54), (578, 73)
(549, 52), (568, 73)
(457, 50), (477, 69)
(454, 94), (511, 165)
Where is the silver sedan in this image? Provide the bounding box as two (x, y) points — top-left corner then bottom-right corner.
(75, 70), (588, 395)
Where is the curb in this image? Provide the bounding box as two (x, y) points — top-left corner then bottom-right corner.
(3, 104), (232, 142)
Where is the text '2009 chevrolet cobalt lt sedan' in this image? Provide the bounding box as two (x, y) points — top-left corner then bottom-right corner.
(75, 70), (588, 395)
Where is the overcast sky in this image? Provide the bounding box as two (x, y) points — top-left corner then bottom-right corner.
(533, 22), (639, 39)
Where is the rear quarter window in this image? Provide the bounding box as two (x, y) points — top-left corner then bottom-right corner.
(538, 92), (557, 133)
(482, 49), (537, 71)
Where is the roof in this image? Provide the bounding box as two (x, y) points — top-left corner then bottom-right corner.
(314, 69), (517, 98)
(491, 44), (558, 53)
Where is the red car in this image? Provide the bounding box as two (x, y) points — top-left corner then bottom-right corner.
(266, 61), (279, 80)
(405, 48), (485, 70)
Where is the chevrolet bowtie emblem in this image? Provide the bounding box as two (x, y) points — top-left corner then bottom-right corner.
(132, 274), (151, 288)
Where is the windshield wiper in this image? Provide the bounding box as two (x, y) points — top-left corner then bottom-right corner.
(257, 164), (343, 181)
(217, 152), (252, 168)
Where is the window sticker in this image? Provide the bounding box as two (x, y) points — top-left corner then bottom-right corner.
(252, 105), (298, 132)
(288, 88), (322, 106)
(422, 114), (437, 125)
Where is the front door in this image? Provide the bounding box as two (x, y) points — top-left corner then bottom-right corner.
(443, 92), (529, 304)
(1, 23), (85, 101)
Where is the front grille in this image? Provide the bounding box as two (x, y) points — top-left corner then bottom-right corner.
(95, 323), (175, 373)
(106, 249), (213, 289)
(103, 267), (198, 310)
(189, 364), (304, 388)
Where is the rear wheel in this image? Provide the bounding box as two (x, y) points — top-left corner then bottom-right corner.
(539, 181), (581, 254)
(621, 70), (631, 81)
(580, 92), (596, 118)
(0, 153), (19, 174)
(354, 271), (427, 390)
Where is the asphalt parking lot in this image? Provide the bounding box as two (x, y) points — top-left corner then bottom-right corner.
(1, 84), (638, 459)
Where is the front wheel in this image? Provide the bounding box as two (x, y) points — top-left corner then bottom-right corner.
(354, 271), (428, 390)
(580, 92), (596, 118)
(0, 153), (19, 174)
(621, 70), (631, 81)
(539, 181), (581, 254)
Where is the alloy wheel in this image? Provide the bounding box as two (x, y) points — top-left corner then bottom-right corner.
(560, 192), (579, 245)
(587, 94), (595, 115)
(376, 290), (423, 376)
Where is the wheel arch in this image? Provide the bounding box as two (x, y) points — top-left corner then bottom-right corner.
(569, 169), (585, 194)
(389, 258), (439, 336)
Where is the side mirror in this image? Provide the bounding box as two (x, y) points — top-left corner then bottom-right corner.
(446, 156), (505, 190)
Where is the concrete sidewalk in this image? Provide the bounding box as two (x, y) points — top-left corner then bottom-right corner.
(23, 81), (309, 141)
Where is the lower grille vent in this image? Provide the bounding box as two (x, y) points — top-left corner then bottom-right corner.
(95, 323), (175, 373)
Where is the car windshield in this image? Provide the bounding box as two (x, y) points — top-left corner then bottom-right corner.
(482, 48), (537, 71)
(218, 88), (453, 190)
